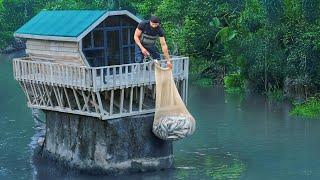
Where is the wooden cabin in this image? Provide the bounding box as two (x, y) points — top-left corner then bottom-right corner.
(12, 10), (189, 120)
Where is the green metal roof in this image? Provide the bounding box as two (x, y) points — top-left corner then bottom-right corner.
(15, 10), (107, 37)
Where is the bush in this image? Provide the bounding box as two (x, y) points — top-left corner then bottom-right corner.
(223, 72), (245, 93)
(290, 97), (320, 119)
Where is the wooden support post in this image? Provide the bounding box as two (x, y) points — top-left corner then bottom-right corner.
(52, 86), (62, 107)
(91, 92), (99, 113)
(72, 88), (81, 110)
(96, 92), (107, 115)
(129, 86), (133, 113)
(30, 81), (39, 105)
(19, 80), (31, 103)
(63, 87), (72, 109)
(139, 86), (143, 112)
(120, 88), (124, 114)
(81, 90), (91, 112)
(110, 90), (114, 115)
(44, 84), (53, 107)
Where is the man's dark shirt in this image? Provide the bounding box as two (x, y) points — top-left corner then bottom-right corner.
(137, 20), (165, 37)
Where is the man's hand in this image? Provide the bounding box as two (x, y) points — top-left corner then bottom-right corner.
(141, 48), (150, 57)
(166, 60), (173, 69)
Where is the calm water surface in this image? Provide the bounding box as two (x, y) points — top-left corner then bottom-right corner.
(1, 52), (320, 180)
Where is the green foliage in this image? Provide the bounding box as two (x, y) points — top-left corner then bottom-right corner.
(290, 97), (320, 119)
(189, 58), (214, 87)
(0, 0), (52, 48)
(193, 77), (213, 88)
(0, 0), (134, 49)
(223, 72), (245, 93)
(215, 27), (237, 43)
(44, 0), (117, 10)
(265, 88), (285, 101)
(1, 0), (320, 101)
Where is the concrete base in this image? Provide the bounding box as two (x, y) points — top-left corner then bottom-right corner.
(41, 110), (173, 174)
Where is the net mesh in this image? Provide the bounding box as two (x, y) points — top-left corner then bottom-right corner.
(152, 61), (196, 141)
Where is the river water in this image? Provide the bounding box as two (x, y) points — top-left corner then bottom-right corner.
(1, 52), (320, 180)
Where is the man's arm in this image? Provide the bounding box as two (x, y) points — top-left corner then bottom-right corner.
(159, 37), (172, 68)
(134, 28), (149, 56)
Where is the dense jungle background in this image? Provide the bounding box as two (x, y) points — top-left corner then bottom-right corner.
(1, 0), (320, 117)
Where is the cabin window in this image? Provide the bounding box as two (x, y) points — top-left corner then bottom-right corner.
(83, 34), (92, 48)
(107, 30), (120, 66)
(122, 28), (129, 45)
(84, 49), (105, 67)
(105, 16), (121, 27)
(82, 15), (138, 68)
(93, 30), (104, 47)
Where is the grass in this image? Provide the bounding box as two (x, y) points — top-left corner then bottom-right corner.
(290, 97), (320, 119)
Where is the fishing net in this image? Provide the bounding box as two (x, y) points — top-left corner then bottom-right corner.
(152, 60), (196, 141)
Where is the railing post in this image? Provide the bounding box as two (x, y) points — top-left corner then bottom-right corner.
(50, 64), (53, 85)
(125, 65), (128, 88)
(100, 67), (103, 89)
(113, 67), (116, 87)
(93, 68), (97, 92)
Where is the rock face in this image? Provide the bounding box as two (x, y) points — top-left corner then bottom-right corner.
(42, 110), (173, 174)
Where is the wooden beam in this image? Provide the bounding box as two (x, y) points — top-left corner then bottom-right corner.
(91, 92), (99, 113)
(120, 88), (124, 114)
(72, 88), (81, 110)
(129, 86), (133, 113)
(81, 90), (90, 112)
(63, 86), (72, 109)
(110, 90), (114, 115)
(139, 86), (143, 112)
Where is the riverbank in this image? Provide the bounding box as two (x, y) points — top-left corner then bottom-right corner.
(0, 38), (26, 54)
(189, 58), (320, 119)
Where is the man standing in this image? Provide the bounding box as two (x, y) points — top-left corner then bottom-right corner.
(134, 15), (172, 69)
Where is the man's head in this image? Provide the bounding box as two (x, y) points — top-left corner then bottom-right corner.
(149, 16), (160, 29)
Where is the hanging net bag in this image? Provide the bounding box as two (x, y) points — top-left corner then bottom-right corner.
(152, 60), (196, 141)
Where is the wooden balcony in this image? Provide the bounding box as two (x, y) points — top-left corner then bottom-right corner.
(13, 56), (189, 92)
(12, 56), (189, 120)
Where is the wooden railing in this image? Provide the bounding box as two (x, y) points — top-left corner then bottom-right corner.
(13, 56), (189, 92)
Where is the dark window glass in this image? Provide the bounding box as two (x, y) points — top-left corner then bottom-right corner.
(107, 30), (120, 66)
(93, 30), (104, 47)
(83, 33), (91, 48)
(130, 28), (135, 45)
(130, 46), (135, 63)
(105, 16), (120, 27)
(83, 49), (105, 67)
(122, 28), (129, 45)
(123, 47), (129, 64)
(122, 15), (137, 26)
